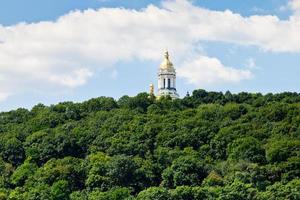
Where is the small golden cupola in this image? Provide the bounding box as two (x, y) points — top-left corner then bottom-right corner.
(149, 84), (154, 96)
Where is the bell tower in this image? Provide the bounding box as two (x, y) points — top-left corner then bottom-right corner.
(157, 51), (179, 99)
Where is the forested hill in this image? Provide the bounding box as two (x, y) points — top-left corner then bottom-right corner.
(0, 89), (299, 200)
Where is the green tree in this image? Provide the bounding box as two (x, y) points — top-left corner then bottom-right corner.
(162, 156), (208, 187)
(219, 181), (258, 200)
(2, 138), (25, 166)
(170, 186), (195, 200)
(0, 89), (300, 199)
(228, 137), (265, 163)
(85, 152), (111, 190)
(70, 191), (88, 200)
(136, 187), (170, 200)
(50, 180), (70, 200)
(23, 183), (51, 200)
(11, 159), (38, 186)
(30, 157), (85, 191)
(107, 155), (137, 188)
(88, 188), (133, 200)
(258, 179), (300, 200)
(265, 138), (300, 163)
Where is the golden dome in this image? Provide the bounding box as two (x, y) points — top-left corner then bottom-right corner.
(160, 51), (174, 71)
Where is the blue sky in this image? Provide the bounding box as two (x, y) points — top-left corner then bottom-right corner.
(0, 0), (160, 26)
(0, 0), (299, 111)
(0, 0), (291, 25)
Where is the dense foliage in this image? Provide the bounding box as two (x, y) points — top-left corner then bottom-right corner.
(0, 89), (299, 199)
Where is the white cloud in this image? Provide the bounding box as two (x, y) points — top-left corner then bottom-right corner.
(110, 69), (118, 80)
(245, 58), (258, 69)
(0, 92), (10, 101)
(252, 7), (266, 14)
(177, 56), (253, 87)
(279, 5), (288, 12)
(49, 68), (93, 87)
(0, 0), (300, 101)
(289, 0), (300, 13)
(279, 0), (300, 12)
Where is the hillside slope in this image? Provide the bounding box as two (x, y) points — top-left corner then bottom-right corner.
(0, 90), (299, 199)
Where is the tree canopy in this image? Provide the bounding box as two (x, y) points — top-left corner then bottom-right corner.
(0, 90), (299, 199)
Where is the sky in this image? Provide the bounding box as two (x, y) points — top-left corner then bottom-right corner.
(0, 0), (300, 111)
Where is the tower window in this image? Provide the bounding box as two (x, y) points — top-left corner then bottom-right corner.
(163, 79), (166, 89)
(168, 79), (171, 89)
